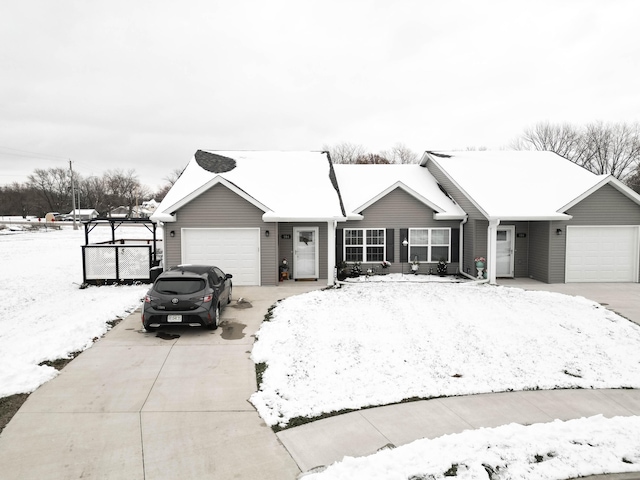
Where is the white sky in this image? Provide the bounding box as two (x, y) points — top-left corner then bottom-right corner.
(1, 0), (639, 191)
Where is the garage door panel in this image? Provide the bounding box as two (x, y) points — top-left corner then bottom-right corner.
(566, 226), (638, 282)
(182, 229), (260, 286)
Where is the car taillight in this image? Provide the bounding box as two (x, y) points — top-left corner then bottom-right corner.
(202, 294), (213, 303)
(144, 295), (156, 303)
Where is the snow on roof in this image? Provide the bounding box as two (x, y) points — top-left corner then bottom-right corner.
(333, 164), (466, 219)
(424, 151), (607, 220)
(152, 151), (344, 222)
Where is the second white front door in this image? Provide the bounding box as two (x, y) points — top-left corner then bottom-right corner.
(293, 227), (319, 279)
(496, 226), (515, 277)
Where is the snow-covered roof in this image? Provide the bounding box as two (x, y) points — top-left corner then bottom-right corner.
(151, 151), (345, 223)
(333, 164), (467, 220)
(68, 209), (98, 215)
(422, 151), (611, 220)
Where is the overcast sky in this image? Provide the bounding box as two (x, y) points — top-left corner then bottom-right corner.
(1, 0), (639, 192)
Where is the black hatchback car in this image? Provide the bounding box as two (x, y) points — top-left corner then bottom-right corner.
(142, 265), (233, 331)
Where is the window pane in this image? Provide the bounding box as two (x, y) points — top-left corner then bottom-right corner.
(345, 230), (363, 245)
(366, 246), (384, 262)
(431, 246), (449, 262)
(431, 229), (449, 244)
(345, 247), (363, 262)
(366, 229), (385, 245)
(409, 246), (428, 262)
(410, 229), (428, 244)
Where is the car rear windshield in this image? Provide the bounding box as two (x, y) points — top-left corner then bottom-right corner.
(155, 278), (206, 295)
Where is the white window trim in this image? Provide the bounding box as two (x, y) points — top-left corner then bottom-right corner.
(408, 227), (452, 263)
(344, 228), (386, 263)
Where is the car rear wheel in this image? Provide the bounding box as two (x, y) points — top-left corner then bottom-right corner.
(207, 304), (220, 330)
(227, 286), (232, 305)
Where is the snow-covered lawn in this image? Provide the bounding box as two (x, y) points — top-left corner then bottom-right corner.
(251, 281), (640, 427)
(251, 279), (640, 478)
(0, 226), (150, 397)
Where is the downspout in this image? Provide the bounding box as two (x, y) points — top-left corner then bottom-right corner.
(327, 219), (337, 287)
(487, 218), (501, 285)
(458, 215), (474, 280)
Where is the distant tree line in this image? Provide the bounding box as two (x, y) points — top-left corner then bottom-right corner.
(0, 168), (173, 218)
(323, 142), (420, 164)
(512, 121), (640, 191)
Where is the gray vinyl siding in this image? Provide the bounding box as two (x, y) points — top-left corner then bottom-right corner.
(528, 221), (550, 283)
(341, 187), (461, 274)
(163, 183), (279, 286)
(427, 160), (486, 273)
(566, 183), (640, 224)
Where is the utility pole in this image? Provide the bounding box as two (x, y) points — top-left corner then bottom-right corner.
(69, 160), (78, 230)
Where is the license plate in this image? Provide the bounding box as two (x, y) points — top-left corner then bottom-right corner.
(167, 315), (182, 323)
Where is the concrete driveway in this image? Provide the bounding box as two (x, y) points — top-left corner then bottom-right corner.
(0, 283), (323, 480)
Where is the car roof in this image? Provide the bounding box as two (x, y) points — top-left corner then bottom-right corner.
(169, 264), (220, 275)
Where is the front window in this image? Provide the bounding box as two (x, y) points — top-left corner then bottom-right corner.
(344, 229), (385, 262)
(409, 228), (450, 262)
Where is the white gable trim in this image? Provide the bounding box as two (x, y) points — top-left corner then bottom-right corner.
(423, 153), (491, 220)
(559, 175), (640, 212)
(353, 181), (446, 215)
(163, 176), (271, 218)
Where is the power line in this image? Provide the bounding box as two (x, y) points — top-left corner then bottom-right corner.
(0, 145), (69, 161)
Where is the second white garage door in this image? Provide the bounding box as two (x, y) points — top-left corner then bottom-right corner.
(566, 226), (639, 282)
(181, 228), (260, 285)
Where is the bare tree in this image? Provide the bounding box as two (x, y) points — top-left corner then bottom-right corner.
(581, 122), (640, 179)
(379, 143), (420, 164)
(27, 167), (74, 214)
(105, 169), (149, 217)
(355, 153), (391, 164)
(323, 142), (366, 164)
(78, 175), (109, 215)
(512, 121), (640, 181)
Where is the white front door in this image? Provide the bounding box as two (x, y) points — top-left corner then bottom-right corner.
(293, 227), (318, 279)
(496, 226), (515, 277)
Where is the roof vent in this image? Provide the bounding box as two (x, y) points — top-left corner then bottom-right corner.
(195, 150), (236, 173)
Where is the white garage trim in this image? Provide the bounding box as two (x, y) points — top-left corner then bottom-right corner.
(565, 226), (639, 283)
(181, 228), (261, 286)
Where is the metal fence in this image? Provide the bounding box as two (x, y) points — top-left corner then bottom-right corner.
(82, 244), (152, 284)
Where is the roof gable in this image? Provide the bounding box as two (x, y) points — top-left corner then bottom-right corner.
(152, 151), (345, 223)
(333, 164), (466, 220)
(422, 150), (610, 220)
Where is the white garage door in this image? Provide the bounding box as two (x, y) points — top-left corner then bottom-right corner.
(182, 228), (260, 285)
(566, 226), (639, 282)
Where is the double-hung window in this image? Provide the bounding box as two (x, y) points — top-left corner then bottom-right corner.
(344, 228), (385, 262)
(408, 228), (450, 262)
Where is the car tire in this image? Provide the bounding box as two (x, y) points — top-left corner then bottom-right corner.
(227, 286), (232, 305)
(207, 304), (220, 330)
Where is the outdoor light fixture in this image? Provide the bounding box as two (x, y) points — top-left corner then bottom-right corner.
(170, 230), (175, 237)
(265, 230), (270, 237)
(402, 237), (408, 247)
(556, 228), (562, 235)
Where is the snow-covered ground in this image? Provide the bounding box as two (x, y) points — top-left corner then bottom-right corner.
(304, 415), (640, 480)
(2, 227), (639, 478)
(250, 281), (640, 427)
(0, 225), (151, 397)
